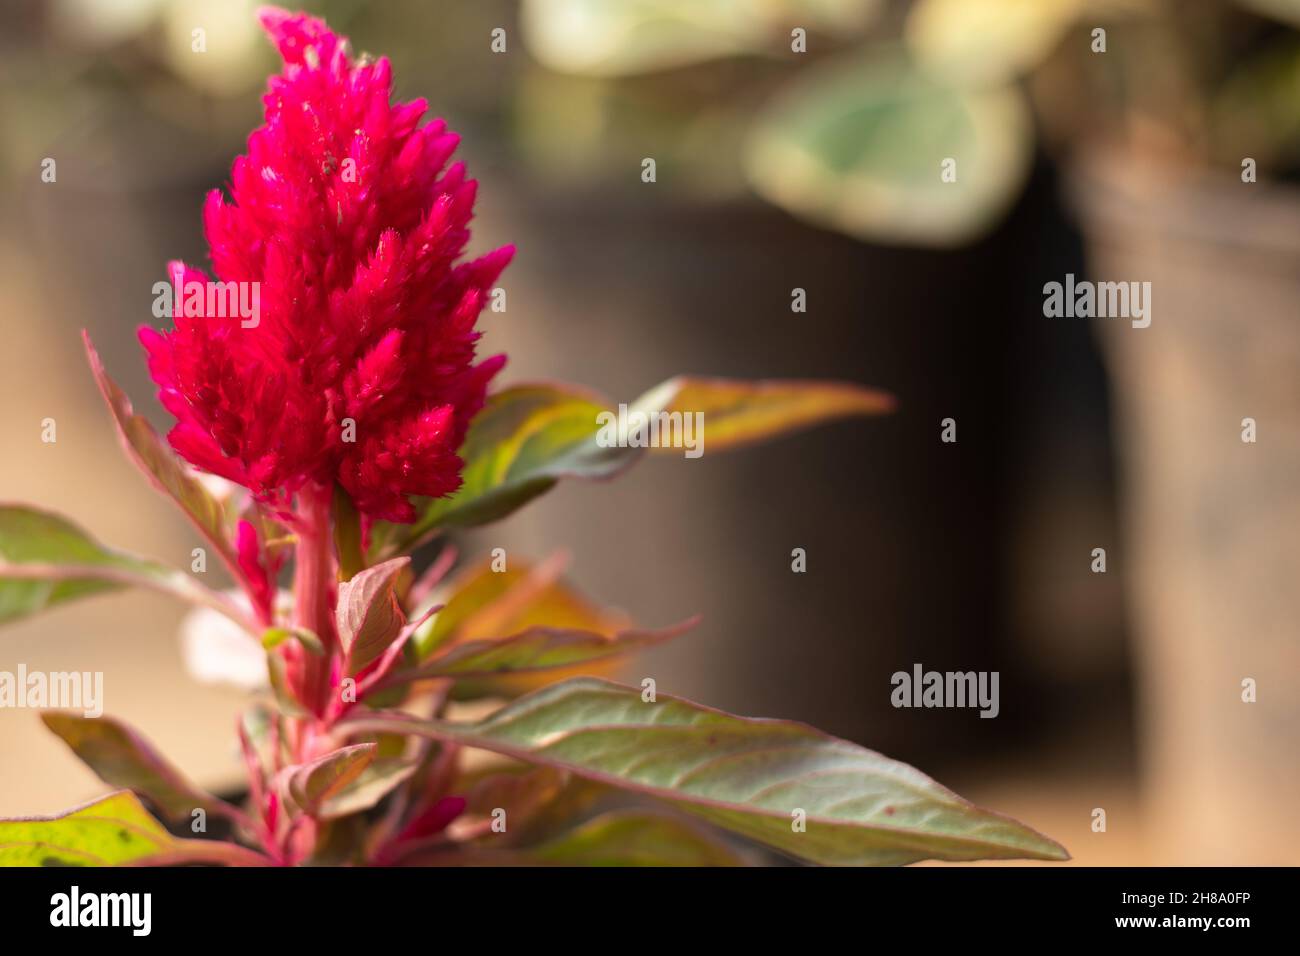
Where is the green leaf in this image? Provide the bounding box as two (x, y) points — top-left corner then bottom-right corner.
(372, 385), (636, 557)
(0, 791), (266, 867)
(401, 556), (685, 700)
(0, 505), (249, 628)
(337, 557), (409, 676)
(376, 374), (893, 557)
(413, 553), (624, 660)
(343, 678), (1068, 866)
(529, 810), (746, 866)
(40, 713), (237, 825)
(317, 760), (417, 821)
(262, 626), (325, 656)
(284, 744), (376, 816)
(632, 376), (894, 454)
(520, 0), (882, 76)
(83, 332), (239, 573)
(905, 0), (1083, 86)
(746, 50), (1033, 247)
(392, 619), (695, 686)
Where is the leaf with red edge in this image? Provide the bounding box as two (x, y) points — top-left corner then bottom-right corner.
(633, 375), (895, 454)
(318, 760), (417, 821)
(414, 553), (625, 659)
(398, 556), (683, 699)
(342, 677), (1069, 867)
(372, 384), (635, 557)
(373, 375), (893, 554)
(0, 505), (252, 629)
(337, 557), (409, 676)
(83, 332), (239, 574)
(41, 712), (240, 825)
(387, 619), (696, 692)
(0, 791), (268, 867)
(283, 744), (376, 815)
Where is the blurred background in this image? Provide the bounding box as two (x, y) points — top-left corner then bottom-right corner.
(2, 0), (1299, 865)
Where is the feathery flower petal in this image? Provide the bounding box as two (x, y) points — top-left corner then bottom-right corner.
(141, 7), (511, 521)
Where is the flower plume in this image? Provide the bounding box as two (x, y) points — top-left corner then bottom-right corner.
(141, 7), (512, 522)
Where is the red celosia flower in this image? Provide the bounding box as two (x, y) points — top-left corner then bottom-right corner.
(141, 7), (512, 523)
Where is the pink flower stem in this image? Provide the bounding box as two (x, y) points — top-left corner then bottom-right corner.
(291, 482), (338, 726)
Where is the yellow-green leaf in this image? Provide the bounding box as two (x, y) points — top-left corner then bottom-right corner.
(632, 375), (894, 454)
(746, 51), (1034, 247)
(905, 0), (1083, 86)
(0, 791), (265, 867)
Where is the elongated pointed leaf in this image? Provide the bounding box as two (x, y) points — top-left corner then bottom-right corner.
(530, 810), (746, 866)
(0, 791), (266, 867)
(394, 619), (695, 687)
(631, 376), (894, 454)
(375, 375), (892, 554)
(373, 385), (637, 557)
(415, 554), (626, 660)
(284, 744), (376, 815)
(84, 332), (239, 573)
(343, 678), (1068, 866)
(0, 505), (248, 628)
(337, 558), (409, 676)
(41, 712), (236, 825)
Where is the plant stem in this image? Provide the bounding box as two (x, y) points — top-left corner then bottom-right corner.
(292, 482), (337, 722)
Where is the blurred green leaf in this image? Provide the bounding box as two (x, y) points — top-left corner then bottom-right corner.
(906, 0), (1083, 86)
(529, 810), (746, 865)
(746, 51), (1034, 246)
(261, 625), (325, 656)
(633, 375), (895, 453)
(84, 332), (239, 578)
(414, 554), (628, 660)
(385, 618), (696, 700)
(41, 712), (236, 825)
(521, 0), (882, 77)
(0, 505), (248, 628)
